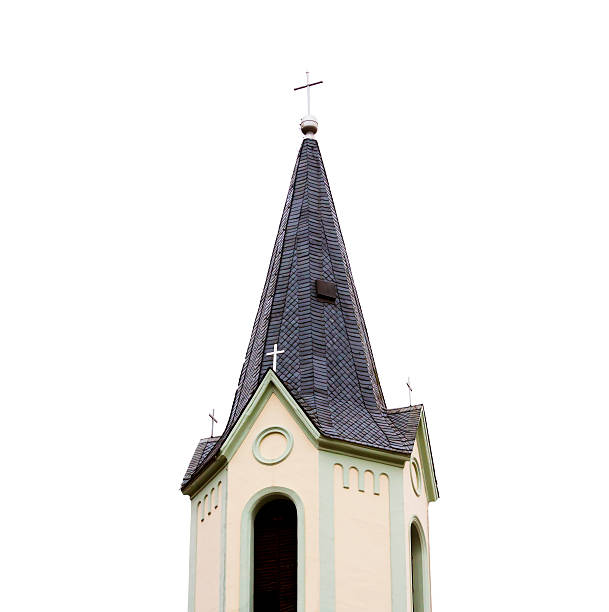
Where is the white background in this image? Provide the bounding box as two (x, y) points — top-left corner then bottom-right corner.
(1, 1), (608, 610)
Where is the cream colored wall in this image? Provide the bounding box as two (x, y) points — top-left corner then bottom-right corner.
(403, 435), (432, 611)
(224, 392), (320, 612)
(333, 464), (392, 612)
(194, 479), (224, 612)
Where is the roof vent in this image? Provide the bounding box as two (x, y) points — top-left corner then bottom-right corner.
(316, 279), (337, 301)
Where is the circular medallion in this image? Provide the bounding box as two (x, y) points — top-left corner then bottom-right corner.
(253, 427), (294, 465)
(410, 457), (422, 496)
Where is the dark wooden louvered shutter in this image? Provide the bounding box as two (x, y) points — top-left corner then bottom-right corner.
(254, 498), (297, 612)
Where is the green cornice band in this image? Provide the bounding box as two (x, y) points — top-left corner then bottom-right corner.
(318, 437), (407, 468)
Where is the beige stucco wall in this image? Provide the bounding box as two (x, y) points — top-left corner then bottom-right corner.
(194, 479), (223, 612)
(224, 392), (320, 612)
(333, 465), (392, 612)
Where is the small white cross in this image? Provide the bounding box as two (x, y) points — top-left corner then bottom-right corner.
(209, 408), (218, 438)
(266, 343), (285, 371)
(407, 377), (414, 407)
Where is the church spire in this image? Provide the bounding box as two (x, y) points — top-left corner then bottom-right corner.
(228, 137), (408, 451)
(181, 110), (439, 612)
(182, 129), (423, 489)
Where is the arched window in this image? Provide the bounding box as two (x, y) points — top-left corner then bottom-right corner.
(253, 497), (297, 612)
(410, 520), (428, 612)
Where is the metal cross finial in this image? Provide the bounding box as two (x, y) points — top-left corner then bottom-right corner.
(266, 343), (285, 371)
(407, 377), (414, 407)
(294, 72), (323, 116)
(208, 408), (218, 438)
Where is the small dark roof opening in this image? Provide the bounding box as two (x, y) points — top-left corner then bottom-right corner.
(315, 279), (337, 301)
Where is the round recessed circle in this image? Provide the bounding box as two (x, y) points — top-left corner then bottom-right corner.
(410, 457), (422, 496)
(253, 427), (294, 465)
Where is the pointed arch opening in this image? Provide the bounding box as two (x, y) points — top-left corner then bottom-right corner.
(410, 518), (430, 612)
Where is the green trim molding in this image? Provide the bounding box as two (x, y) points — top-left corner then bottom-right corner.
(410, 457), (422, 496)
(252, 426), (294, 465)
(218, 468), (228, 612)
(187, 497), (198, 612)
(222, 370), (319, 467)
(184, 372), (317, 499)
(416, 411), (439, 502)
(388, 465), (407, 612)
(318, 437), (406, 468)
(239, 487), (306, 612)
(318, 452), (336, 612)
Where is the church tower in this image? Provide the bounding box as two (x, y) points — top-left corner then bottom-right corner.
(181, 110), (439, 612)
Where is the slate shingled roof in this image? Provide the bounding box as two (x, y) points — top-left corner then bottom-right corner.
(182, 138), (422, 489)
(387, 405), (422, 453)
(183, 437), (219, 484)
